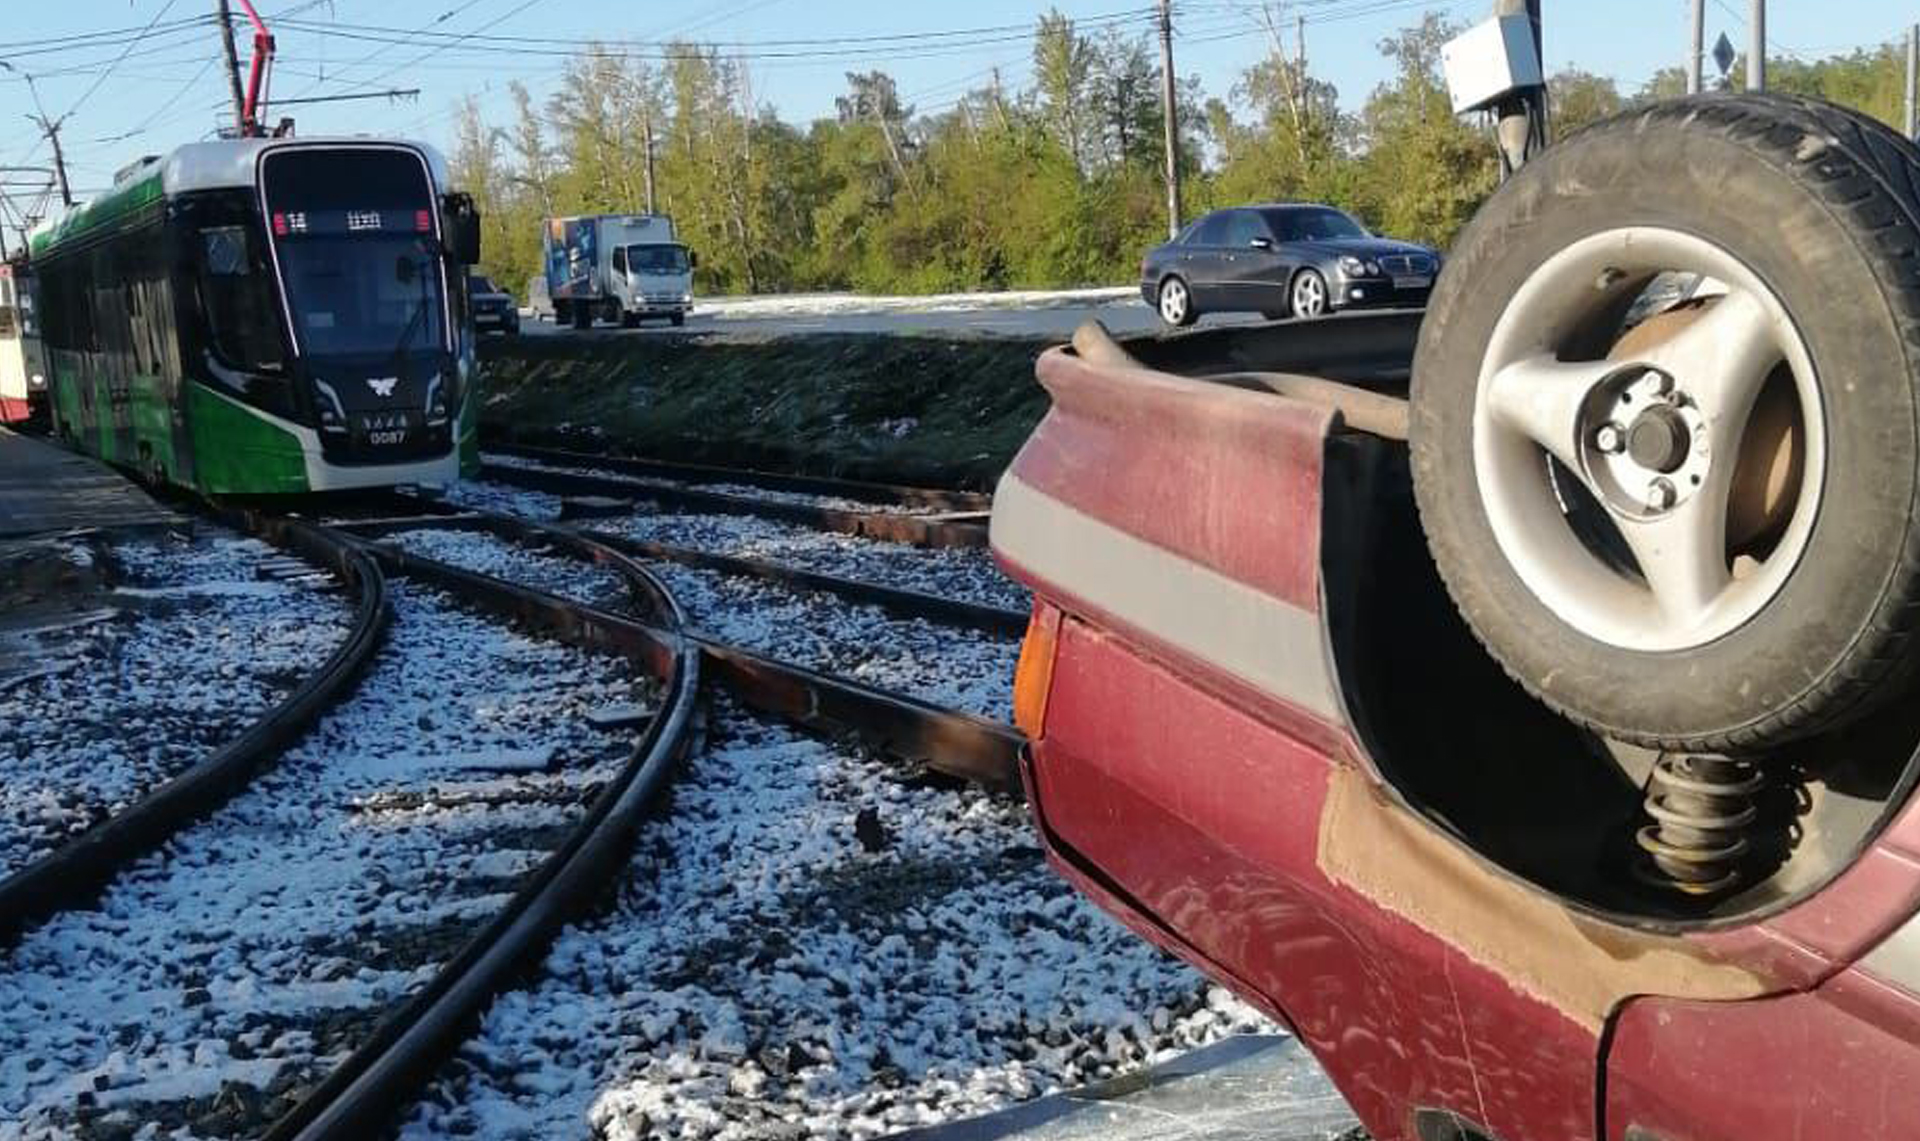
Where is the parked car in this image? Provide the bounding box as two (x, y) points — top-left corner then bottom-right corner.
(1141, 203), (1440, 327)
(1000, 95), (1920, 1141)
(468, 273), (519, 336)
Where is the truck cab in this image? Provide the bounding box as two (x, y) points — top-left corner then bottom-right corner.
(608, 241), (694, 327)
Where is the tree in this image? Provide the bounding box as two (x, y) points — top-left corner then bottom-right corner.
(1353, 13), (1498, 247)
(1087, 28), (1161, 169)
(1550, 68), (1624, 138)
(1033, 10), (1095, 173)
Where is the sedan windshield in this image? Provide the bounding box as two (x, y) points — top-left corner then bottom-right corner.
(1263, 208), (1369, 242)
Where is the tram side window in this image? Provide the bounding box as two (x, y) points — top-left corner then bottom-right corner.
(42, 261), (94, 352)
(197, 225), (284, 372)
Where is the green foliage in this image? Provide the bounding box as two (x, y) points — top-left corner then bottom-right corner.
(445, 12), (1913, 299)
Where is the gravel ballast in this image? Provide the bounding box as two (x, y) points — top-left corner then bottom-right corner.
(401, 703), (1275, 1141)
(0, 534), (350, 878)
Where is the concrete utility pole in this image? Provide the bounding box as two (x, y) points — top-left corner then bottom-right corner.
(217, 0), (247, 132)
(1907, 25), (1918, 140)
(1687, 0), (1706, 95)
(41, 123), (71, 208)
(1157, 0), (1181, 239)
(1747, 0), (1766, 91)
(0, 63), (72, 208)
(1492, 0), (1546, 175)
(642, 113), (657, 215)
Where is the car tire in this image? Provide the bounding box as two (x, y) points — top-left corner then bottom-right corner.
(1157, 276), (1196, 327)
(1411, 93), (1920, 752)
(1290, 270), (1329, 319)
(670, 314), (686, 328)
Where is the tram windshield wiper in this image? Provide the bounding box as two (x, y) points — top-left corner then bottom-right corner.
(384, 254), (433, 376)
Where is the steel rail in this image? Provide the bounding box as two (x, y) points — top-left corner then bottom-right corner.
(0, 514), (388, 946)
(481, 461), (992, 549)
(263, 528), (701, 1141)
(489, 441), (995, 512)
(336, 507), (1028, 636)
(353, 529), (1026, 794)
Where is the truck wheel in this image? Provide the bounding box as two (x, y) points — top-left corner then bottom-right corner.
(1411, 94), (1920, 752)
(620, 311), (640, 329)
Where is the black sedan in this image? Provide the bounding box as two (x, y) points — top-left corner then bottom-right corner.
(468, 273), (520, 336)
(1140, 204), (1441, 327)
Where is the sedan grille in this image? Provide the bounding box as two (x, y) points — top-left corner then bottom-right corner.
(1380, 254), (1436, 275)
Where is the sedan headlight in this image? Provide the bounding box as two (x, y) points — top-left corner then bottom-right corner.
(1339, 256), (1380, 277)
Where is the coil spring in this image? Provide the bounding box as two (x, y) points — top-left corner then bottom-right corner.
(1635, 754), (1766, 895)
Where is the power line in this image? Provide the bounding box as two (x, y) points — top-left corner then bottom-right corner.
(274, 6), (1167, 51)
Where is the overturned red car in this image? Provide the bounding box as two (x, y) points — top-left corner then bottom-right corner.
(993, 95), (1920, 1141)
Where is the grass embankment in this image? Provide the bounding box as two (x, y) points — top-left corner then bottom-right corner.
(477, 331), (1054, 490)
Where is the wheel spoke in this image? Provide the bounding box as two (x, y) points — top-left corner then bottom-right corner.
(1618, 490), (1734, 621)
(1483, 355), (1618, 475)
(1638, 290), (1783, 457)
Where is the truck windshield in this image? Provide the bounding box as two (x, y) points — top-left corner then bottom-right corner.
(259, 146), (447, 360)
(627, 245), (689, 275)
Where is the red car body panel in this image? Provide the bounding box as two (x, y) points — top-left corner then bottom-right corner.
(992, 337), (1920, 1141)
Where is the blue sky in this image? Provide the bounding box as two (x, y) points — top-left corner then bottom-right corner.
(2, 0), (1916, 203)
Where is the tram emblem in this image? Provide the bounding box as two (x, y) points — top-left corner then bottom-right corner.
(367, 377), (398, 397)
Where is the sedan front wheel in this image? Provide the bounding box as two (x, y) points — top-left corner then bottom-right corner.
(1292, 270), (1330, 319)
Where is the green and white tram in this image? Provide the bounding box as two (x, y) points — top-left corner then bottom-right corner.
(29, 138), (482, 493)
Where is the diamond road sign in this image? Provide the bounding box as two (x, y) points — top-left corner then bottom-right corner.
(1713, 32), (1737, 77)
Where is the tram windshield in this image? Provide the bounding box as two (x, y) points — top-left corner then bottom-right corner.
(259, 147), (447, 362)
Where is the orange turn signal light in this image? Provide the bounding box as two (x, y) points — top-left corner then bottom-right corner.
(1013, 603), (1061, 739)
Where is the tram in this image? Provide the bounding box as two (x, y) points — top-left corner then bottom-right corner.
(0, 261), (47, 424)
(30, 138), (482, 493)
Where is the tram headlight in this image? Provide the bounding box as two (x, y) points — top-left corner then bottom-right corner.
(313, 378), (349, 435)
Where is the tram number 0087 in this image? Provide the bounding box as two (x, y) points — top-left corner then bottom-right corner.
(367, 428), (409, 447)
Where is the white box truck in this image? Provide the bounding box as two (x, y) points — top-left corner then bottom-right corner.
(542, 214), (696, 329)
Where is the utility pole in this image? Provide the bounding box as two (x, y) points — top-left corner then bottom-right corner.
(1687, 0), (1705, 95)
(1156, 0), (1181, 239)
(642, 106), (657, 215)
(1747, 0), (1766, 91)
(1906, 24), (1918, 140)
(41, 122), (71, 208)
(217, 0), (247, 132)
(1492, 0), (1546, 175)
(1, 64), (73, 207)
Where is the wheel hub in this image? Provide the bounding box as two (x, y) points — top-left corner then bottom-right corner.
(1627, 406), (1692, 473)
(1582, 368), (1712, 518)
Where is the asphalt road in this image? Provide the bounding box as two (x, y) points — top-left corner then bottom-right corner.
(512, 300), (1269, 339)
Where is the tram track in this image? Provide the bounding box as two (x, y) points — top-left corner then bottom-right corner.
(337, 506), (1023, 790)
(479, 448), (994, 550)
(0, 519), (385, 946)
